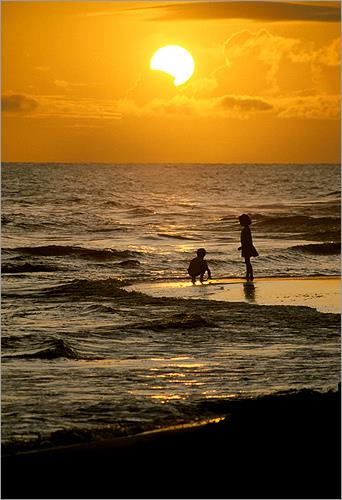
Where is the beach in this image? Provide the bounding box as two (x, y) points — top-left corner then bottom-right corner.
(2, 386), (340, 499)
(2, 163), (340, 499)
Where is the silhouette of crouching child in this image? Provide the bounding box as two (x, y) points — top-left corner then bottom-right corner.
(188, 248), (212, 284)
(238, 214), (258, 281)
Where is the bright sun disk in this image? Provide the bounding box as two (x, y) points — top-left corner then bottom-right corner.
(150, 45), (195, 86)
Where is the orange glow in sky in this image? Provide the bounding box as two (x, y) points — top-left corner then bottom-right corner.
(1, 1), (341, 163)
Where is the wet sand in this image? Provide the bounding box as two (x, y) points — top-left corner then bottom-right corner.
(2, 387), (340, 499)
(127, 276), (340, 314)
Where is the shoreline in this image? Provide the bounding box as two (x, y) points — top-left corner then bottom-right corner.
(2, 387), (340, 499)
(126, 275), (341, 314)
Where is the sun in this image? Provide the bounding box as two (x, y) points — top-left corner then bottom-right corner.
(150, 45), (195, 86)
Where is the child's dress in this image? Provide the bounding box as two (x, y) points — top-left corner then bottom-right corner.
(240, 226), (258, 257)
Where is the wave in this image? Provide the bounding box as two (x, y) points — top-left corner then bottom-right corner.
(290, 242), (341, 255)
(8, 245), (141, 260)
(309, 230), (340, 242)
(1, 215), (11, 225)
(44, 278), (135, 299)
(2, 386), (339, 456)
(323, 190), (341, 198)
(255, 215), (340, 233)
(2, 339), (80, 360)
(127, 207), (155, 217)
(2, 263), (61, 274)
(90, 227), (129, 233)
(2, 420), (148, 457)
(132, 312), (217, 331)
(157, 233), (199, 241)
(85, 304), (119, 314)
(117, 259), (141, 268)
(101, 200), (123, 207)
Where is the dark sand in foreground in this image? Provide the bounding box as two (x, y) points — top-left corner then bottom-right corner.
(2, 388), (340, 499)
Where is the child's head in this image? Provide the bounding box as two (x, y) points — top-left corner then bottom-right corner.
(239, 214), (252, 227)
(196, 248), (206, 258)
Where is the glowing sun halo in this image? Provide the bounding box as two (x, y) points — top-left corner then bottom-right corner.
(150, 45), (195, 86)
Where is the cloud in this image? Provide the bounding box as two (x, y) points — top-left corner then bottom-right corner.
(2, 91), (337, 123)
(2, 94), (121, 120)
(2, 94), (39, 113)
(117, 94), (274, 119)
(317, 37), (341, 67)
(137, 2), (341, 23)
(218, 95), (273, 111)
(117, 92), (339, 121)
(36, 95), (122, 120)
(54, 80), (70, 89)
(187, 77), (219, 95)
(221, 30), (340, 94)
(275, 94), (340, 119)
(53, 80), (102, 90)
(223, 29), (301, 93)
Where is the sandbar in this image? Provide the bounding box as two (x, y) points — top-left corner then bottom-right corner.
(127, 276), (340, 314)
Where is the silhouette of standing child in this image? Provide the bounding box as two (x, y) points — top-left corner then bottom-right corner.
(238, 214), (258, 281)
(188, 248), (212, 284)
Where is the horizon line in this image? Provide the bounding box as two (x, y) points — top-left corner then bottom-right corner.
(2, 161), (340, 166)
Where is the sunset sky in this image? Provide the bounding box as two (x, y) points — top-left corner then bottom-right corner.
(2, 1), (341, 163)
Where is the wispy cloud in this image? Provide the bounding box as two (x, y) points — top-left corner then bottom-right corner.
(135, 1), (341, 23)
(53, 80), (102, 90)
(2, 94), (121, 120)
(37, 95), (122, 120)
(2, 94), (39, 113)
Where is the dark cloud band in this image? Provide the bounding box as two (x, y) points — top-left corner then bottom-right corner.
(142, 2), (340, 23)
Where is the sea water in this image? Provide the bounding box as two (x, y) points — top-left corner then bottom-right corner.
(1, 163), (340, 453)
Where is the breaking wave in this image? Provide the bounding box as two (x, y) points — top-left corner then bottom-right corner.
(2, 263), (61, 274)
(2, 339), (80, 360)
(44, 278), (136, 299)
(2, 387), (339, 457)
(7, 245), (141, 260)
(290, 242), (340, 255)
(254, 215), (340, 233)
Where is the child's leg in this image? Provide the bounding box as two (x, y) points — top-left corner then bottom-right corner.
(245, 257), (254, 280)
(191, 275), (196, 284)
(244, 257), (249, 278)
(248, 262), (254, 280)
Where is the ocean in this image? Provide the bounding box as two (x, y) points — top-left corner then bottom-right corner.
(1, 163), (340, 454)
